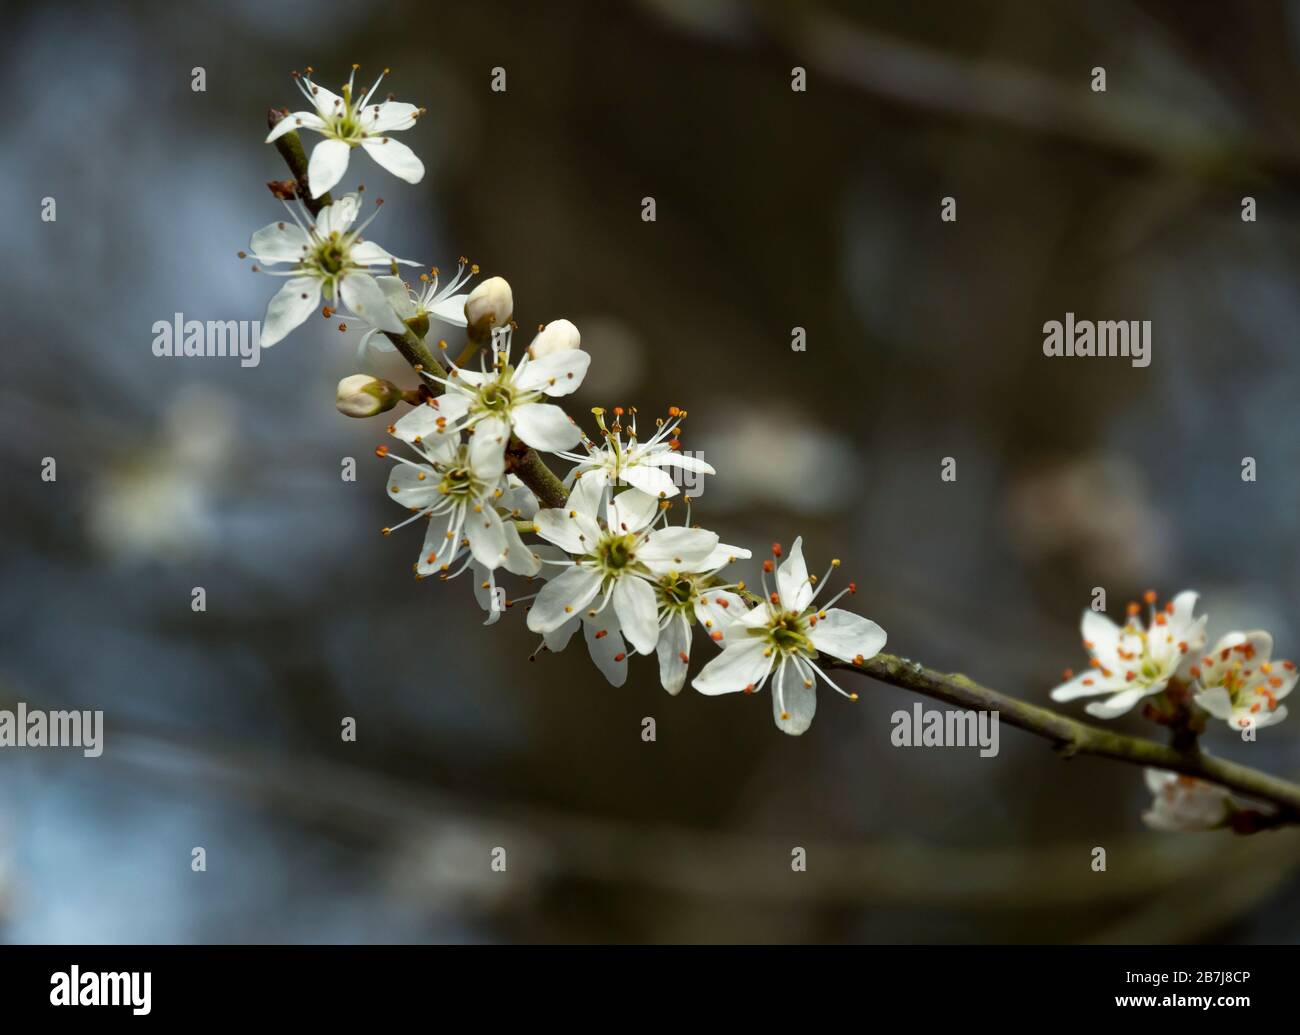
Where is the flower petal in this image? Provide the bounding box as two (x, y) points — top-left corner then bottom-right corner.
(533, 507), (601, 556)
(360, 136), (425, 184)
(655, 613), (692, 695)
(808, 609), (886, 664)
(266, 111), (326, 142)
(340, 273), (405, 333)
(776, 536), (812, 612)
(638, 526), (719, 568)
(773, 656), (817, 735)
(467, 501), (507, 570)
(511, 402), (582, 452)
(692, 637), (773, 696)
(260, 276), (321, 347)
(513, 349), (591, 397)
(527, 565), (603, 634)
(613, 576), (659, 655)
(359, 100), (419, 133)
(249, 221), (311, 264)
(307, 138), (352, 199)
(583, 608), (629, 687)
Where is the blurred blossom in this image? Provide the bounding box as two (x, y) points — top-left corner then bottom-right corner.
(87, 389), (235, 563)
(385, 823), (549, 915)
(697, 404), (859, 513)
(1003, 453), (1169, 584)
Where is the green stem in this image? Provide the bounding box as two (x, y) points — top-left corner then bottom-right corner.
(266, 112), (330, 216)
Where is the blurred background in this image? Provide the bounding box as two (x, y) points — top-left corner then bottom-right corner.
(2, 0), (1299, 943)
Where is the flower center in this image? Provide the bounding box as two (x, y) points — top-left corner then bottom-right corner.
(477, 381), (515, 414)
(595, 532), (638, 575)
(439, 466), (477, 500)
(313, 240), (348, 276)
(766, 610), (813, 655)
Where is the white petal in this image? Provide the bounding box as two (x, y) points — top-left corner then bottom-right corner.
(618, 463), (679, 500)
(386, 462), (440, 510)
(527, 565), (603, 634)
(566, 471), (608, 518)
(513, 349), (591, 396)
(544, 616), (580, 653)
(1193, 686), (1234, 720)
(808, 609), (886, 664)
(772, 657), (817, 735)
(1085, 687), (1155, 719)
(315, 192), (360, 236)
(467, 502), (507, 570)
(655, 614), (692, 695)
(606, 489), (660, 535)
(638, 526), (719, 568)
(502, 520), (543, 576)
(583, 608), (629, 687)
(427, 292), (470, 327)
(470, 417), (509, 483)
(374, 275), (417, 318)
(776, 536), (812, 612)
(249, 221), (310, 264)
(511, 402), (581, 452)
(349, 240), (420, 268)
(308, 81), (346, 119)
(692, 637), (773, 696)
(694, 589), (748, 647)
(340, 273), (405, 334)
(641, 451), (715, 474)
(360, 136), (425, 184)
(260, 276), (321, 347)
(613, 576), (659, 655)
(307, 138), (352, 198)
(533, 507), (601, 555)
(359, 100), (419, 133)
(265, 111), (326, 142)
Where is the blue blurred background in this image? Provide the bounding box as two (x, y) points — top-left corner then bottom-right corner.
(1, 0), (1298, 942)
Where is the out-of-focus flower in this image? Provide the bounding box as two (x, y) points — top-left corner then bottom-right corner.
(1004, 454), (1168, 584)
(1050, 591), (1207, 719)
(1191, 631), (1295, 732)
(693, 538), (886, 735)
(1142, 769), (1234, 832)
(266, 66), (425, 197)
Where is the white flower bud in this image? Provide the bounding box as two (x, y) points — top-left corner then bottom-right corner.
(336, 374), (402, 418)
(529, 318), (581, 359)
(465, 276), (513, 339)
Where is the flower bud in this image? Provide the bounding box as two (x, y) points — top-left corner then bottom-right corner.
(465, 276), (513, 340)
(336, 374), (402, 418)
(529, 318), (581, 359)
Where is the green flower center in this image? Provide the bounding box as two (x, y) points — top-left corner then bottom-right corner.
(767, 610), (813, 656)
(439, 466), (476, 499)
(596, 533), (638, 574)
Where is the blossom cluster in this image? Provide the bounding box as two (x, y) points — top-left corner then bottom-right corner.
(244, 68), (887, 735)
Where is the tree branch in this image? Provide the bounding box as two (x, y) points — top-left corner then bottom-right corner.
(270, 117), (1300, 829)
(832, 653), (1300, 822)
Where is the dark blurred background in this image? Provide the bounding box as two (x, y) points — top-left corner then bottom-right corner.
(2, 0), (1298, 942)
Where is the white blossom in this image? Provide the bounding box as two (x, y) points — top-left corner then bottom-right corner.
(1050, 591), (1207, 720)
(560, 405), (715, 518)
(691, 538), (886, 735)
(1142, 769), (1234, 832)
(381, 410), (540, 579)
(420, 325), (590, 456)
(249, 192), (418, 347)
(525, 491), (719, 657)
(1190, 630), (1295, 732)
(355, 260), (478, 365)
(266, 66), (425, 198)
